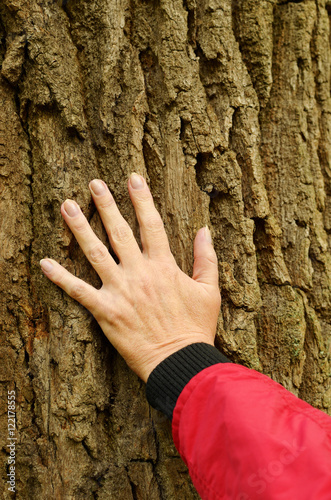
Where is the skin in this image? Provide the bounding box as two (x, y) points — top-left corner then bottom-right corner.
(40, 173), (221, 383)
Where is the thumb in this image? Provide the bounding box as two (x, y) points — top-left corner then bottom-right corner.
(192, 226), (219, 287)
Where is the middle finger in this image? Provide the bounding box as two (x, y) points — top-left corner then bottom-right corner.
(88, 179), (143, 268)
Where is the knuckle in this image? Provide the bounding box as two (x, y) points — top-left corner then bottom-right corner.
(99, 195), (115, 210)
(138, 273), (154, 296)
(112, 223), (133, 244)
(145, 215), (164, 234)
(70, 282), (87, 301)
(100, 296), (123, 325)
(73, 218), (87, 233)
(52, 268), (66, 287)
(112, 304), (125, 323)
(204, 250), (218, 266)
(88, 243), (109, 264)
(134, 190), (152, 205)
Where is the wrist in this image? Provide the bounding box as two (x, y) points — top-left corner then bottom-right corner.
(145, 342), (231, 420)
(140, 337), (215, 383)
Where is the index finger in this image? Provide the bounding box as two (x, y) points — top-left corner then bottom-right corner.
(127, 173), (173, 260)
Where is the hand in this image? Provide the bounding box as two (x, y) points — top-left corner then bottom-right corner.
(40, 174), (221, 382)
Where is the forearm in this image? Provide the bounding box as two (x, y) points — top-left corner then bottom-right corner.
(147, 345), (331, 500)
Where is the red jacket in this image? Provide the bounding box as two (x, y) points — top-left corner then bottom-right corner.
(172, 364), (331, 500)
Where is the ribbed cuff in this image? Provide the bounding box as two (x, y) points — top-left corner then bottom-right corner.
(146, 343), (230, 420)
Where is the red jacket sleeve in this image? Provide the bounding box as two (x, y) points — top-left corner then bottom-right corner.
(172, 363), (331, 500)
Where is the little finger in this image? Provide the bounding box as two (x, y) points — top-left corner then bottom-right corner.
(40, 258), (100, 314)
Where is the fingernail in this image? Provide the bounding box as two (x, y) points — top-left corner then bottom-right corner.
(204, 225), (212, 244)
(40, 259), (53, 272)
(89, 179), (106, 195)
(63, 200), (79, 217)
(130, 172), (144, 190)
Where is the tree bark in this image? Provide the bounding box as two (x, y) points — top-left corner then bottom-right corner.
(0, 0), (330, 498)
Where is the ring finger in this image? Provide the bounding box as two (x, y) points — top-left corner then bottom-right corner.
(61, 199), (119, 285)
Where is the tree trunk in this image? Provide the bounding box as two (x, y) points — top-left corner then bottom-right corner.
(0, 0), (330, 498)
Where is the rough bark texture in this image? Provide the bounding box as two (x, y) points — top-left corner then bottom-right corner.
(0, 0), (330, 498)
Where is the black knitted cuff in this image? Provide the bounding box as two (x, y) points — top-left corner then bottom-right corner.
(146, 343), (230, 420)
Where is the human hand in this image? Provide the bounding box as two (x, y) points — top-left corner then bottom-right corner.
(40, 174), (221, 382)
